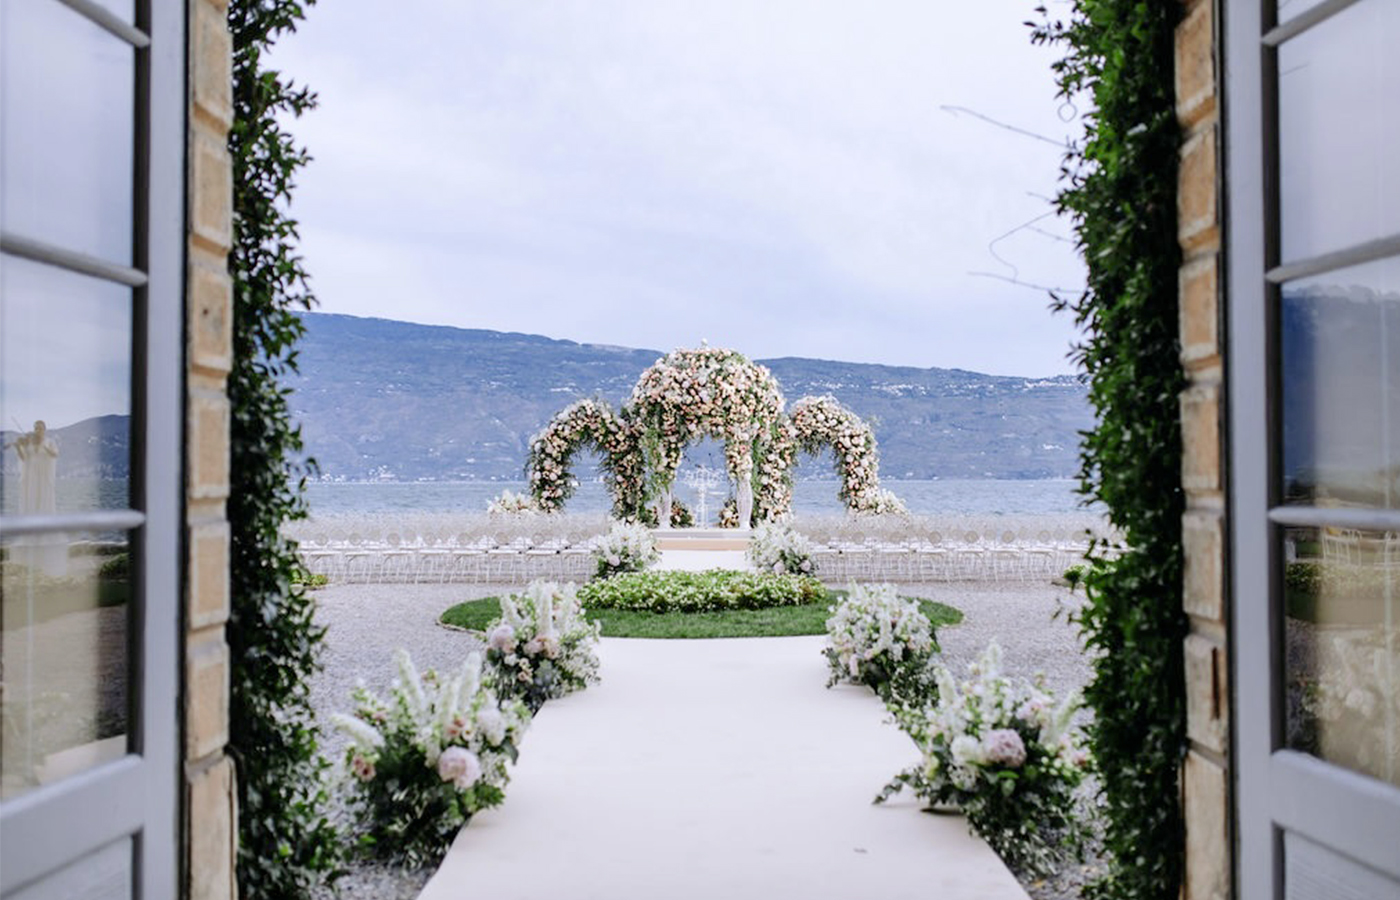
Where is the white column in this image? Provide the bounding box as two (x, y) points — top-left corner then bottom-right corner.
(658, 486), (673, 529)
(735, 472), (754, 531)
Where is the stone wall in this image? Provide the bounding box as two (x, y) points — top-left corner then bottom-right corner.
(1176, 1), (1231, 899)
(185, 0), (237, 897)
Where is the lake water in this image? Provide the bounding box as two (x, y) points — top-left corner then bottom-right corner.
(304, 479), (1096, 519)
(4, 477), (1097, 523)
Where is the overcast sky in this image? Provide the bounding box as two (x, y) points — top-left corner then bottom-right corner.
(271, 1), (1086, 377)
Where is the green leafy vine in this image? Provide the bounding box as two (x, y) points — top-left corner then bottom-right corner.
(1032, 2), (1187, 898)
(228, 0), (342, 895)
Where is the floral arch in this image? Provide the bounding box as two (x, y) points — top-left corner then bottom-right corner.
(524, 347), (902, 525)
(629, 347), (793, 527)
(790, 396), (907, 515)
(525, 399), (647, 519)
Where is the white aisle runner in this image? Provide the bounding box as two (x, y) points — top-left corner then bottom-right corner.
(418, 637), (1030, 900)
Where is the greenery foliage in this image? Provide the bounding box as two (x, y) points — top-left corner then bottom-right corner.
(578, 569), (825, 613)
(442, 592), (962, 640)
(228, 0), (341, 894)
(1032, 3), (1187, 897)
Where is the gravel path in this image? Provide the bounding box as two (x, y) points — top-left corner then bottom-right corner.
(308, 579), (1101, 900)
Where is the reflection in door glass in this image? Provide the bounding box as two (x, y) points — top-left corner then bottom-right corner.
(0, 254), (132, 515)
(1280, 257), (1400, 509)
(1, 531), (131, 799)
(1283, 526), (1399, 787)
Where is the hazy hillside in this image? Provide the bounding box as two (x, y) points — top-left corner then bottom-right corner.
(288, 313), (1091, 481)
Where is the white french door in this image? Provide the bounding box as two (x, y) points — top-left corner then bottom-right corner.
(0, 0), (184, 896)
(1227, 0), (1400, 897)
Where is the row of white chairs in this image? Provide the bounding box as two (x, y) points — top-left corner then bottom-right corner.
(299, 541), (1087, 585)
(302, 543), (599, 584)
(813, 542), (1084, 583)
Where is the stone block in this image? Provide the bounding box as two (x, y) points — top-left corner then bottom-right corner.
(1180, 254), (1219, 367)
(1184, 751), (1231, 900)
(1176, 1), (1216, 129)
(188, 394), (230, 501)
(187, 756), (236, 900)
(1183, 509), (1224, 621)
(186, 634), (230, 761)
(189, 521), (230, 630)
(189, 261), (232, 376)
(1178, 126), (1219, 254)
(1181, 384), (1221, 493)
(190, 129), (232, 253)
(1185, 633), (1228, 754)
(191, 0), (233, 131)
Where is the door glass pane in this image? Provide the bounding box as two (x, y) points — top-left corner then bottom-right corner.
(0, 0), (135, 264)
(1275, 0), (1330, 26)
(1283, 526), (1400, 788)
(1, 255), (132, 514)
(9, 837), (132, 900)
(1280, 256), (1400, 509)
(1, 530), (131, 800)
(1277, 0), (1400, 264)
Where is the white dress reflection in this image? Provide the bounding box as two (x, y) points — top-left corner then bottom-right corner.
(6, 420), (67, 577)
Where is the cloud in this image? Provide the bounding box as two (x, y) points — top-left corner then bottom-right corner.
(272, 0), (1086, 376)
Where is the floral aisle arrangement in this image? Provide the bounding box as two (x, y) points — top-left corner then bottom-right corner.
(748, 522), (816, 576)
(824, 583), (937, 697)
(876, 641), (1090, 875)
(483, 581), (602, 711)
(487, 488), (540, 516)
(592, 521), (660, 579)
(333, 649), (530, 866)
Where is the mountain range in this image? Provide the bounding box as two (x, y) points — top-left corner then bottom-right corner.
(1, 313), (1093, 484)
(287, 313), (1090, 482)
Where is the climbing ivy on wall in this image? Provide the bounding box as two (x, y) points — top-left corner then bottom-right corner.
(1032, 3), (1187, 899)
(228, 0), (342, 896)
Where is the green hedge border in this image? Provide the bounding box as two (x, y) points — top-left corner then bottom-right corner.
(1033, 3), (1187, 898)
(578, 569), (827, 613)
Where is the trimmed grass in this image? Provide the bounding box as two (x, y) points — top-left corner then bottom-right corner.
(440, 590), (963, 639)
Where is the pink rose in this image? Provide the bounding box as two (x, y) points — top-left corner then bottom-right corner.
(982, 729), (1027, 768)
(351, 755), (376, 782)
(437, 746), (483, 789)
(488, 623), (517, 652)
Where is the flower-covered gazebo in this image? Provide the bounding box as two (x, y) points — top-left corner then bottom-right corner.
(525, 346), (905, 527)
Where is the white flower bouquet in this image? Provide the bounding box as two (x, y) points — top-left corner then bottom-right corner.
(747, 522), (817, 576)
(877, 641), (1089, 875)
(824, 583), (937, 694)
(333, 649), (530, 866)
(487, 489), (540, 516)
(592, 521), (660, 579)
(483, 581), (602, 710)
